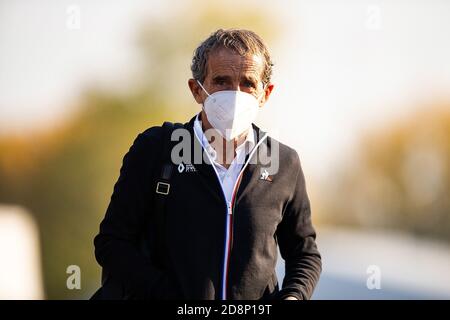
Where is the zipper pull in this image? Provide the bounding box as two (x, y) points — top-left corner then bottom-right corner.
(227, 201), (233, 215)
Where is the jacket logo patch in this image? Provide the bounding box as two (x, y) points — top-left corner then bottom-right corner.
(178, 162), (197, 173)
(259, 169), (273, 182)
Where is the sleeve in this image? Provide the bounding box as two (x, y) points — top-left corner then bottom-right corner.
(93, 130), (169, 299)
(275, 152), (322, 300)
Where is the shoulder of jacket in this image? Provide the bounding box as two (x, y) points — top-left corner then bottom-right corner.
(140, 125), (165, 140)
(265, 135), (301, 168)
(133, 122), (188, 153)
(126, 126), (165, 157)
(138, 122), (186, 142)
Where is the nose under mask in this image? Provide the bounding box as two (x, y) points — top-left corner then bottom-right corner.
(197, 80), (264, 140)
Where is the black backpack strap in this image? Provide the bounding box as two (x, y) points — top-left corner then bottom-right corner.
(153, 121), (183, 267)
(155, 122), (176, 196)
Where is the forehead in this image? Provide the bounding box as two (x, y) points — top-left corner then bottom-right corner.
(205, 47), (264, 81)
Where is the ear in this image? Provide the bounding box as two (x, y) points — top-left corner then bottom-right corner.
(259, 83), (274, 107)
(188, 79), (205, 104)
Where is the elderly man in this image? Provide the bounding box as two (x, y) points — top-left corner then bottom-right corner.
(93, 29), (322, 300)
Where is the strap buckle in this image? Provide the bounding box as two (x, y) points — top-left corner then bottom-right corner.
(156, 182), (170, 195)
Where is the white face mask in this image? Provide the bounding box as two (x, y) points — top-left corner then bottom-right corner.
(197, 80), (265, 140)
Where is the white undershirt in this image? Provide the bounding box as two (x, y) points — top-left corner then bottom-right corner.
(193, 113), (255, 204)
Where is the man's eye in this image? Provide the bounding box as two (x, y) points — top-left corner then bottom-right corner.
(243, 81), (255, 88)
(214, 80), (227, 86)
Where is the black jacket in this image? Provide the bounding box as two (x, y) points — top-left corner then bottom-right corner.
(94, 115), (322, 300)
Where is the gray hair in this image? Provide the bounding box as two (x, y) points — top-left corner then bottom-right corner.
(191, 29), (274, 86)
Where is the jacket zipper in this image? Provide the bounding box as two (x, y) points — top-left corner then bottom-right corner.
(222, 201), (233, 299)
(193, 125), (268, 300)
(221, 133), (268, 300)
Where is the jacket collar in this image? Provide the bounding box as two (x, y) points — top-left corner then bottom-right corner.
(181, 114), (271, 205)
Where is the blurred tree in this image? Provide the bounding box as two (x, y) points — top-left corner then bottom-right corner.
(0, 1), (279, 299)
(320, 103), (450, 242)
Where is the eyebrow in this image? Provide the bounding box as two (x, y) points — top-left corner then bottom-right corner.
(212, 75), (232, 82)
(212, 74), (259, 84)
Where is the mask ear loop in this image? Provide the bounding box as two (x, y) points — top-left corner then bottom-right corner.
(196, 80), (212, 118)
(196, 80), (211, 97)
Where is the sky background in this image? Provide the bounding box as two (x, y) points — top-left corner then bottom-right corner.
(1, 0), (450, 179)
